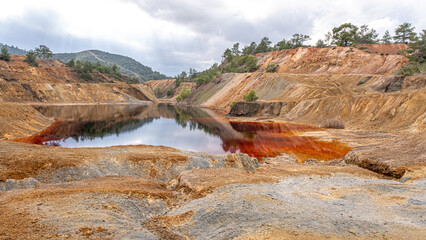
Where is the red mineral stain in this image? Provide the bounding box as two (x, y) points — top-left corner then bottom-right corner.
(221, 121), (351, 162)
(10, 116), (351, 162)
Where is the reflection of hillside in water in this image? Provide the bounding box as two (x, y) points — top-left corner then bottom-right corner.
(17, 104), (351, 161)
(32, 104), (225, 142)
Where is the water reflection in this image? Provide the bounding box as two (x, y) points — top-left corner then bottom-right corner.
(14, 104), (351, 162)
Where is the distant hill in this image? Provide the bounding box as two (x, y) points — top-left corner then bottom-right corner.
(0, 43), (168, 82)
(0, 43), (27, 55)
(54, 50), (168, 82)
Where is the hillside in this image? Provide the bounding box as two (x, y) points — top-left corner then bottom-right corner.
(0, 43), (168, 82)
(177, 45), (420, 129)
(156, 44), (425, 178)
(0, 55), (158, 104)
(54, 50), (168, 82)
(0, 43), (27, 55)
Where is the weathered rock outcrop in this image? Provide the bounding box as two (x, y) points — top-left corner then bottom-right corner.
(1, 140), (424, 240)
(0, 55), (158, 104)
(0, 103), (52, 139)
(146, 78), (196, 100)
(0, 82), (157, 103)
(254, 46), (408, 75)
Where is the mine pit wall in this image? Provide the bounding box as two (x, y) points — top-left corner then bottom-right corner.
(228, 90), (426, 131)
(146, 79), (197, 100)
(0, 103), (53, 139)
(183, 71), (425, 131)
(0, 82), (158, 104)
(254, 46), (409, 75)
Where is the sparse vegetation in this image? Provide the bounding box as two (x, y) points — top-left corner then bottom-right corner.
(176, 86), (191, 102)
(230, 101), (237, 108)
(221, 55), (258, 73)
(192, 64), (219, 85)
(322, 119), (345, 129)
(174, 71), (187, 87)
(266, 63), (278, 73)
(155, 87), (161, 97)
(66, 59), (75, 68)
(315, 39), (327, 48)
(406, 30), (425, 64)
(397, 29), (425, 76)
(172, 22), (424, 88)
(166, 87), (173, 97)
(81, 71), (93, 80)
(243, 90), (259, 102)
(55, 50), (168, 82)
(398, 63), (421, 76)
(332, 23), (359, 46)
(381, 30), (392, 43)
(0, 43), (27, 55)
(64, 59), (138, 83)
(34, 45), (53, 60)
(393, 22), (417, 43)
(24, 50), (38, 67)
(0, 46), (11, 61)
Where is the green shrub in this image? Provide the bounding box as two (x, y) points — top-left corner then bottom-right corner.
(166, 87), (173, 96)
(230, 101), (237, 108)
(357, 46), (368, 50)
(222, 55), (258, 73)
(66, 59), (75, 68)
(81, 72), (93, 80)
(266, 63), (277, 72)
(24, 50), (38, 67)
(176, 86), (191, 102)
(399, 63), (420, 76)
(155, 87), (161, 96)
(243, 90), (259, 102)
(0, 46), (11, 61)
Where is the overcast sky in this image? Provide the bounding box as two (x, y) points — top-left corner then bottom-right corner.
(1, 0), (425, 76)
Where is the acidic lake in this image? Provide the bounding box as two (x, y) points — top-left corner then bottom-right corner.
(13, 104), (351, 162)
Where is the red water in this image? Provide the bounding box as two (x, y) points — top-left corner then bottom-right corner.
(11, 105), (352, 162)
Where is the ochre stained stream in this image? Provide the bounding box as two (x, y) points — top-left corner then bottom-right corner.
(11, 104), (352, 162)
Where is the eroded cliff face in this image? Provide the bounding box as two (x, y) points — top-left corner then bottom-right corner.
(146, 78), (197, 100)
(0, 55), (158, 104)
(0, 103), (52, 139)
(173, 45), (424, 131)
(160, 44), (425, 179)
(254, 45), (408, 75)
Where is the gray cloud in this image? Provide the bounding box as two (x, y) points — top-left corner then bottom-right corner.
(1, 0), (425, 76)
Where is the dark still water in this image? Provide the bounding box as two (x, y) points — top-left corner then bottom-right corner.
(13, 104), (351, 162)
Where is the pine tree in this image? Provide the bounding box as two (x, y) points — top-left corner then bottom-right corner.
(393, 22), (417, 43)
(332, 23), (359, 46)
(255, 37), (272, 53)
(381, 30), (392, 43)
(0, 46), (11, 61)
(34, 45), (53, 59)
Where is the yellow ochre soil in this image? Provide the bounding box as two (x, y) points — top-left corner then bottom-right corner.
(0, 44), (425, 239)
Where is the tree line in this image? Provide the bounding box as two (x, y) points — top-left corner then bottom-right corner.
(0, 44), (53, 66)
(230, 22), (422, 55)
(169, 21), (424, 89)
(65, 59), (139, 83)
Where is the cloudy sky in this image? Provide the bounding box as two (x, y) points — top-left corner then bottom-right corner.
(0, 0), (425, 76)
